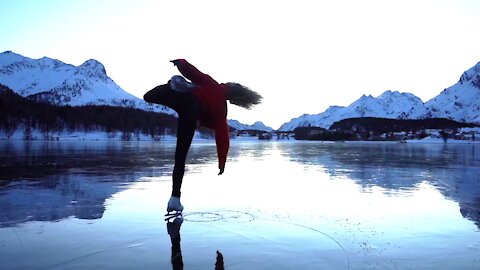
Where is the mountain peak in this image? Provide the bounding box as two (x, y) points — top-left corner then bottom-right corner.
(76, 59), (108, 80)
(355, 94), (374, 103)
(227, 119), (273, 131)
(0, 51), (22, 57)
(426, 60), (480, 122)
(381, 90), (399, 95)
(459, 61), (480, 85)
(378, 90), (418, 100)
(0, 50), (26, 66)
(80, 59), (106, 74)
(379, 90), (396, 98)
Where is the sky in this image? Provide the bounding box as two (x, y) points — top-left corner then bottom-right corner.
(1, 0), (480, 129)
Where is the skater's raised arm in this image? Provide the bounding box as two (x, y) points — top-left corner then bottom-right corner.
(170, 59), (217, 87)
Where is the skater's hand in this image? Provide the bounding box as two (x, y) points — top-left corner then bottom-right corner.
(218, 168), (224, 175)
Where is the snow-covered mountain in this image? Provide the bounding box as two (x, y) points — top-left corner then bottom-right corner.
(0, 51), (270, 130)
(279, 90), (426, 131)
(4, 51), (479, 132)
(0, 51), (173, 114)
(228, 119), (273, 131)
(424, 62), (480, 123)
(279, 61), (480, 131)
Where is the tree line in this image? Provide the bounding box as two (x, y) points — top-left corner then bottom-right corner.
(294, 117), (478, 141)
(0, 84), (178, 139)
(330, 117), (477, 132)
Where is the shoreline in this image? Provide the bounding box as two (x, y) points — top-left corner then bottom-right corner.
(1, 136), (479, 144)
(2, 127), (479, 144)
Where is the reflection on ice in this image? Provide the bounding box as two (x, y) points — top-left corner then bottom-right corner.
(0, 140), (479, 269)
(166, 210), (350, 270)
(167, 218), (185, 270)
(277, 142), (480, 227)
(0, 141), (216, 226)
(166, 217), (226, 270)
(0, 175), (122, 227)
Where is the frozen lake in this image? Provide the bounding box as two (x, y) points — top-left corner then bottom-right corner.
(1, 140), (479, 269)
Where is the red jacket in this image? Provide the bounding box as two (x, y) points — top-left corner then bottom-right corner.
(175, 59), (229, 171)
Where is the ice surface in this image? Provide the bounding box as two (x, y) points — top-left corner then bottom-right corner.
(0, 141), (479, 269)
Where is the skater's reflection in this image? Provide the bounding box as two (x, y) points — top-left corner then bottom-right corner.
(167, 218), (184, 270)
(166, 218), (225, 270)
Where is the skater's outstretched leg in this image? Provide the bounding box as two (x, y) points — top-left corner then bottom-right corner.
(143, 83), (182, 112)
(143, 77), (195, 110)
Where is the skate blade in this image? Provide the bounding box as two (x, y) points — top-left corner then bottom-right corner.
(164, 211), (182, 221)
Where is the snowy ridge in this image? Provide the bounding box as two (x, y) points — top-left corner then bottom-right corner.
(424, 61), (480, 123)
(0, 51), (268, 128)
(228, 119), (273, 131)
(2, 51), (480, 132)
(279, 90), (426, 131)
(280, 61), (480, 131)
(0, 51), (174, 115)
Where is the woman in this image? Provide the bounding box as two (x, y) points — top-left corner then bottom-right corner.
(144, 59), (262, 215)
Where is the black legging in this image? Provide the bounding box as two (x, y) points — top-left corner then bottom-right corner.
(144, 84), (200, 198)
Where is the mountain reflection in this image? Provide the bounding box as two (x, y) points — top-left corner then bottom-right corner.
(1, 141), (479, 229)
(0, 174), (119, 227)
(279, 142), (480, 228)
(0, 141), (217, 227)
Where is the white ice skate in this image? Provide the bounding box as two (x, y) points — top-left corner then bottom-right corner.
(165, 196), (184, 221)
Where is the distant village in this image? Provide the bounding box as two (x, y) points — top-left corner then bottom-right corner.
(231, 128), (480, 142)
(230, 117), (480, 143)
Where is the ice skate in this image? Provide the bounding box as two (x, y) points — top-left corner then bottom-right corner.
(165, 196), (184, 221)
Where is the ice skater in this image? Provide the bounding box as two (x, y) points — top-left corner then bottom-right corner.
(143, 59), (262, 217)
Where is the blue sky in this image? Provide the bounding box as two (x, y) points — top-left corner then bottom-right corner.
(1, 0), (480, 129)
